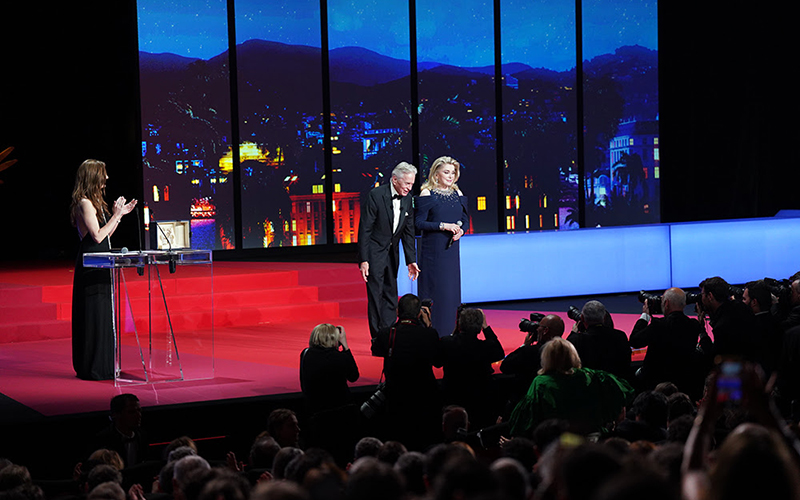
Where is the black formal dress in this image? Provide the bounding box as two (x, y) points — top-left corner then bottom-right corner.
(357, 183), (417, 338)
(72, 229), (114, 381)
(415, 190), (469, 337)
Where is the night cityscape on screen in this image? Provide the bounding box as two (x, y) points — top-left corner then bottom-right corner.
(137, 0), (658, 250)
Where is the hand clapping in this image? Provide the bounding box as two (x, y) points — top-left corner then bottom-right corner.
(113, 196), (137, 217)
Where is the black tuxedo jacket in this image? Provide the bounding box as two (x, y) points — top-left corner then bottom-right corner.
(357, 183), (416, 269)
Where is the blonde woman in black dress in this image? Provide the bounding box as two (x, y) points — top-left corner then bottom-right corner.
(415, 156), (469, 337)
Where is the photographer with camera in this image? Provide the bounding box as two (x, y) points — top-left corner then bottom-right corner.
(743, 280), (784, 377)
(698, 276), (756, 359)
(441, 307), (506, 429)
(776, 275), (800, 413)
(300, 323), (360, 461)
(501, 314), (565, 406)
(629, 287), (706, 396)
(779, 275), (800, 331)
(566, 300), (632, 380)
(370, 293), (443, 450)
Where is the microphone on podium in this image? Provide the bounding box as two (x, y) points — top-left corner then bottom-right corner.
(149, 209), (177, 274)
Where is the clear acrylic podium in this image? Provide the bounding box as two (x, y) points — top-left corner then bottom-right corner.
(83, 250), (214, 386)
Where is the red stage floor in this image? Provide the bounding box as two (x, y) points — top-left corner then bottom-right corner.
(0, 261), (644, 420)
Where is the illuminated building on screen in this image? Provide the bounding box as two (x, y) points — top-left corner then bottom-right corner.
(289, 191), (360, 246)
(608, 118), (660, 203)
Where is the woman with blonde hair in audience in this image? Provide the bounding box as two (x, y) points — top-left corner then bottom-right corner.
(300, 324), (359, 415)
(299, 323), (360, 465)
(509, 337), (634, 437)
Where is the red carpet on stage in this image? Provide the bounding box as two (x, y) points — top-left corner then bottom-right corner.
(0, 261), (645, 420)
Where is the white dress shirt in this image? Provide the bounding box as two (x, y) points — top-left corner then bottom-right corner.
(390, 183), (401, 233)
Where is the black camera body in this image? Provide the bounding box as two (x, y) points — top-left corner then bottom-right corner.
(638, 291), (664, 315)
(764, 277), (794, 314)
(519, 312), (546, 333)
(567, 305), (581, 322)
(638, 290), (701, 315)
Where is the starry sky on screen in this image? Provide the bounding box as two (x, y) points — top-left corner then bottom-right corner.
(137, 0), (656, 70)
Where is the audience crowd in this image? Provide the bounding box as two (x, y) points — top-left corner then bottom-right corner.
(3, 273), (800, 500)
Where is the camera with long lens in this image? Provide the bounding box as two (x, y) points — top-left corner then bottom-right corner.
(728, 285), (745, 301)
(567, 305), (581, 322)
(638, 291), (664, 315)
(761, 277), (794, 317)
(519, 312), (546, 333)
(639, 290), (702, 315)
(685, 292), (701, 306)
(360, 383), (387, 419)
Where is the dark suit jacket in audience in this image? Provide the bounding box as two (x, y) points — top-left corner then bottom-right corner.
(629, 311), (704, 391)
(567, 325), (632, 380)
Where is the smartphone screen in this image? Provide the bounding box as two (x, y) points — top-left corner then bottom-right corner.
(717, 360), (743, 405)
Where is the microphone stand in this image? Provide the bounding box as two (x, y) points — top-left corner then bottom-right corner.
(135, 207), (145, 276)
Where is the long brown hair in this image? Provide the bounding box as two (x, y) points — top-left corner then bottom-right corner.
(70, 159), (108, 227)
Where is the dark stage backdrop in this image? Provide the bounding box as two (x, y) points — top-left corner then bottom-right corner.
(0, 1), (797, 261)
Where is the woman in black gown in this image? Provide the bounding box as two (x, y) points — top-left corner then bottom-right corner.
(415, 156), (469, 337)
(70, 159), (136, 380)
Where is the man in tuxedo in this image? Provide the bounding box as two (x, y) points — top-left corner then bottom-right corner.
(358, 162), (421, 338)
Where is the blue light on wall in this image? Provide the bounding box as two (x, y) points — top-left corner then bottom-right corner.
(459, 225), (671, 302)
(398, 215), (800, 303)
(670, 217), (800, 289)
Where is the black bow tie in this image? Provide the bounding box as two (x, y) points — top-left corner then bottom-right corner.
(392, 194), (403, 200)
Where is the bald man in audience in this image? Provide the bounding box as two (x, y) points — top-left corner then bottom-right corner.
(501, 315), (565, 401)
(629, 287), (705, 394)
